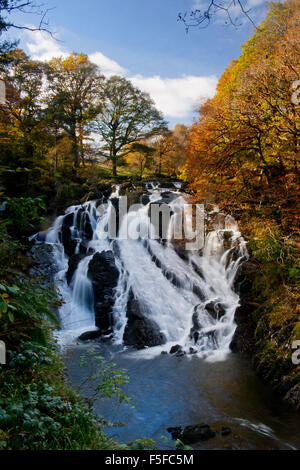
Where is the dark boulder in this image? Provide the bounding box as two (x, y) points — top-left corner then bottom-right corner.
(167, 424), (216, 443)
(169, 344), (184, 356)
(205, 301), (226, 320)
(230, 260), (258, 354)
(174, 244), (190, 262)
(61, 224), (77, 258)
(167, 427), (182, 440)
(88, 251), (120, 333)
(148, 202), (173, 240)
(63, 212), (74, 228)
(85, 183), (112, 203)
(66, 254), (84, 285)
(78, 329), (102, 341)
(182, 424), (216, 443)
(139, 194), (150, 206)
(29, 244), (57, 289)
(81, 212), (93, 240)
(123, 290), (166, 349)
(219, 426), (232, 437)
(110, 197), (120, 237)
(189, 347), (197, 355)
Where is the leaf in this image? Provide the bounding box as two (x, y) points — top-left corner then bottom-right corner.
(8, 312), (14, 323)
(0, 298), (7, 314)
(7, 286), (19, 295)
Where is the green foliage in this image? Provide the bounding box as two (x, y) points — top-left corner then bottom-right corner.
(0, 341), (116, 450)
(0, 220), (23, 278)
(0, 277), (59, 348)
(249, 225), (299, 294)
(4, 196), (46, 237)
(96, 75), (167, 176)
(79, 349), (134, 407)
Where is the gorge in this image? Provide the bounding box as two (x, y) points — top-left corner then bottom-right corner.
(32, 182), (300, 450)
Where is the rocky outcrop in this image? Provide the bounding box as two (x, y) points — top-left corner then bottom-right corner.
(29, 244), (57, 288)
(84, 182), (112, 203)
(205, 300), (226, 320)
(123, 290), (166, 349)
(167, 424), (216, 443)
(169, 344), (186, 357)
(230, 260), (258, 354)
(61, 216), (77, 258)
(66, 254), (84, 285)
(87, 251), (120, 333)
(78, 329), (103, 341)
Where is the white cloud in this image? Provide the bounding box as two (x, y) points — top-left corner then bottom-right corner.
(22, 30), (217, 121)
(89, 52), (127, 77)
(25, 30), (68, 61)
(130, 74), (217, 118)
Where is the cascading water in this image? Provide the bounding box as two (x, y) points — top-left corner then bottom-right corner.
(39, 182), (248, 359)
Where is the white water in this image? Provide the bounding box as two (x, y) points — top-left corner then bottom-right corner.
(40, 183), (248, 359)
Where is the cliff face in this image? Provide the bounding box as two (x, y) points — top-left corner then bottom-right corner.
(230, 219), (300, 410)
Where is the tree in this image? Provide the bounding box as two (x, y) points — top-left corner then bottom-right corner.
(182, 0), (300, 209)
(95, 75), (167, 176)
(45, 53), (104, 168)
(125, 141), (155, 179)
(0, 49), (46, 168)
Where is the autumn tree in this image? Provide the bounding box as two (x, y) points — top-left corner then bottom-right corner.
(45, 53), (104, 168)
(0, 49), (47, 167)
(95, 75), (167, 176)
(183, 0), (300, 208)
(125, 141), (155, 179)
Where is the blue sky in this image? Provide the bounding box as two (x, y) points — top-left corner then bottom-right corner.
(9, 0), (268, 128)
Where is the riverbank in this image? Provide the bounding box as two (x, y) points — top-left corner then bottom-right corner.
(0, 217), (150, 450)
(220, 203), (300, 409)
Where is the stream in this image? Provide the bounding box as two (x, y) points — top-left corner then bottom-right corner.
(33, 182), (300, 450)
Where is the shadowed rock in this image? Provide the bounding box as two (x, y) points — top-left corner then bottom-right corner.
(88, 251), (120, 333)
(123, 290), (166, 349)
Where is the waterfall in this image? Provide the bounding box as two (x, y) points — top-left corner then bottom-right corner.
(39, 182), (248, 359)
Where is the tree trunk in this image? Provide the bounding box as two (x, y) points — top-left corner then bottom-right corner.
(112, 158), (117, 177)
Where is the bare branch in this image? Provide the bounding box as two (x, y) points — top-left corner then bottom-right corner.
(178, 0), (258, 32)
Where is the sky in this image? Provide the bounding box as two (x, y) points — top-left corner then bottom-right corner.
(8, 0), (268, 128)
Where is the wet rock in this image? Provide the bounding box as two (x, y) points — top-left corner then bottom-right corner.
(219, 426), (232, 437)
(148, 202), (173, 239)
(173, 244), (190, 262)
(78, 329), (102, 341)
(29, 244), (57, 288)
(123, 290), (166, 350)
(140, 194), (150, 206)
(189, 347), (197, 355)
(230, 260), (258, 354)
(167, 424), (216, 443)
(169, 344), (184, 355)
(88, 251), (120, 333)
(182, 424), (216, 443)
(66, 254), (84, 285)
(205, 301), (226, 320)
(82, 212), (93, 241)
(189, 306), (202, 344)
(61, 224), (77, 258)
(159, 191), (178, 204)
(192, 284), (206, 301)
(85, 183), (112, 202)
(63, 212), (74, 228)
(167, 427), (182, 440)
(161, 351), (168, 355)
(110, 197), (120, 237)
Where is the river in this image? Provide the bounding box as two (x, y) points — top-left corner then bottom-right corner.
(34, 181), (300, 450)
